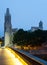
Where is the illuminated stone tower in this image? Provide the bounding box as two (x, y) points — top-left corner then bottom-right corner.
(4, 8), (12, 46)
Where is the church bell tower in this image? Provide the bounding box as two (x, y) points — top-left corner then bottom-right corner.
(4, 8), (12, 46)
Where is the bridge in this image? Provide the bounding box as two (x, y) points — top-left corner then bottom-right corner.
(0, 47), (47, 65)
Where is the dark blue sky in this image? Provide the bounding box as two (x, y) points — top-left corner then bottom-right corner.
(0, 0), (47, 36)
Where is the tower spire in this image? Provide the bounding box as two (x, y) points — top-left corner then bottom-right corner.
(4, 8), (12, 46)
(6, 8), (10, 16)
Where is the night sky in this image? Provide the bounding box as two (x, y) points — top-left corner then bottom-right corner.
(0, 0), (47, 36)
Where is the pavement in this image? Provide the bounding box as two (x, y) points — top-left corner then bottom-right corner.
(0, 48), (27, 65)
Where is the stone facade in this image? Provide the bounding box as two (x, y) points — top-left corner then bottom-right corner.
(4, 8), (12, 46)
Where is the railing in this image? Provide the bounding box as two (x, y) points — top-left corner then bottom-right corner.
(11, 47), (47, 65)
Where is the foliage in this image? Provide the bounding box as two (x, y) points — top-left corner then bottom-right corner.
(13, 29), (47, 46)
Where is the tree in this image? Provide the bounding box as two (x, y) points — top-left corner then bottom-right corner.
(13, 29), (47, 46)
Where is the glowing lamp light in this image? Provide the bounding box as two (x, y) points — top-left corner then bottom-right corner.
(6, 48), (28, 65)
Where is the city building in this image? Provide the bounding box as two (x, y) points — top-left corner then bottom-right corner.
(30, 21), (43, 32)
(12, 28), (18, 34)
(31, 27), (39, 32)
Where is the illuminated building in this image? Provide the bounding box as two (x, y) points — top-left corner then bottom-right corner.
(4, 8), (12, 46)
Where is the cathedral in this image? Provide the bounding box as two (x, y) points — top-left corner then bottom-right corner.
(4, 8), (12, 46)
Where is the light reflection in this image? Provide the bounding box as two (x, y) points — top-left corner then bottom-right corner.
(0, 48), (2, 51)
(6, 48), (28, 65)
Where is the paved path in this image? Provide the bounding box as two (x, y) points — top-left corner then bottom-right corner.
(0, 48), (26, 65)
